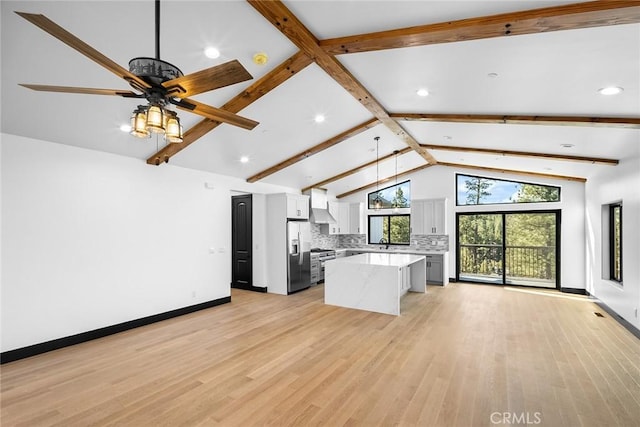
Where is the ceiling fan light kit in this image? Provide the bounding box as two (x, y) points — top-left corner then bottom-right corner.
(15, 0), (257, 154)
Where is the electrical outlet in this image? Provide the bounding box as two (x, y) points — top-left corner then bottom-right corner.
(191, 291), (196, 298)
(635, 308), (638, 318)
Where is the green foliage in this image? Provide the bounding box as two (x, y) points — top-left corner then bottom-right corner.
(514, 184), (560, 203)
(390, 216), (410, 243)
(381, 215), (410, 244)
(392, 187), (408, 208)
(464, 177), (492, 204)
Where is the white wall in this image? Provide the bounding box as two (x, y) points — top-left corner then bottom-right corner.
(339, 165), (587, 290)
(252, 193), (268, 288)
(585, 155), (640, 330)
(1, 134), (295, 352)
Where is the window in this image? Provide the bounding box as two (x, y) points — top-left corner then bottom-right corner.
(368, 180), (411, 209)
(609, 203), (622, 283)
(368, 215), (410, 245)
(456, 174), (560, 206)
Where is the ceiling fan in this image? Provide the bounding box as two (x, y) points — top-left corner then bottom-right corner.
(15, 0), (259, 151)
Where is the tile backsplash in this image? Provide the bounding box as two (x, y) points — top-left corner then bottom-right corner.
(311, 225), (449, 252)
(338, 234), (448, 251)
(338, 234), (367, 248)
(409, 235), (449, 251)
(310, 223), (338, 249)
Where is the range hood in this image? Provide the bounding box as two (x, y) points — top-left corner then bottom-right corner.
(304, 188), (336, 224)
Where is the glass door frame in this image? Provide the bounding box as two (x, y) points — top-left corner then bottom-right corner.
(455, 209), (561, 290)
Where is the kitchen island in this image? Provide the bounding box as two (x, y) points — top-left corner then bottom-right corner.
(324, 253), (426, 315)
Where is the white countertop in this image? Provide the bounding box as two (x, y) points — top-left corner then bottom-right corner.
(329, 252), (425, 267)
(344, 247), (446, 255)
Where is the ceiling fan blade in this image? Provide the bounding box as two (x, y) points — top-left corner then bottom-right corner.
(162, 60), (252, 98)
(19, 84), (141, 97)
(174, 98), (259, 131)
(15, 12), (151, 92)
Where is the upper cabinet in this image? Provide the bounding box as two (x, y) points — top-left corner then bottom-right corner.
(326, 201), (364, 235)
(411, 198), (447, 235)
(349, 202), (364, 235)
(286, 194), (309, 220)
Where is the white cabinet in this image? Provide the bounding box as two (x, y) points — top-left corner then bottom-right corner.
(425, 254), (444, 285)
(327, 202), (341, 234)
(286, 194), (309, 220)
(430, 199), (446, 235)
(410, 198), (447, 235)
(349, 202), (364, 235)
(410, 201), (425, 235)
(327, 202), (357, 235)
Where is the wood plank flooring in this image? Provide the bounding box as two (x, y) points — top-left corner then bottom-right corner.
(1, 283), (639, 426)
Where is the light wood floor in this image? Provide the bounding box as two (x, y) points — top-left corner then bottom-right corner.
(2, 283), (639, 426)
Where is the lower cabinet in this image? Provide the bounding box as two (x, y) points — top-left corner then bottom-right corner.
(310, 256), (320, 285)
(345, 250), (447, 286)
(425, 255), (443, 285)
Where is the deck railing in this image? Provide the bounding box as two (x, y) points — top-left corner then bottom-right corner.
(459, 244), (556, 280)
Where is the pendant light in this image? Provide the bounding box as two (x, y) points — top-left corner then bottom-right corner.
(373, 136), (382, 210)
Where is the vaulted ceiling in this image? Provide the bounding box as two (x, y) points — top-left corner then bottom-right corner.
(2, 1), (639, 198)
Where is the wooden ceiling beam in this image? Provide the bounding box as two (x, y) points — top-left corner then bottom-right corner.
(437, 162), (586, 182)
(146, 51), (313, 165)
(246, 118), (380, 183)
(420, 143), (618, 165)
(391, 113), (640, 129)
(247, 0), (437, 165)
(301, 147), (414, 193)
(336, 163), (435, 199)
(321, 1), (640, 55)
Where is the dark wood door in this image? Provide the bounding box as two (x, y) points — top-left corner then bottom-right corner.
(231, 194), (252, 290)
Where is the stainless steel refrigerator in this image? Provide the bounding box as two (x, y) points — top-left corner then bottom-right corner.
(287, 220), (311, 293)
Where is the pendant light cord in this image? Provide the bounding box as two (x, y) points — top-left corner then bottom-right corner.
(375, 136), (380, 191)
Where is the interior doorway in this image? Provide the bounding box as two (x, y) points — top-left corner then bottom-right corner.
(231, 194), (253, 290)
(456, 210), (560, 289)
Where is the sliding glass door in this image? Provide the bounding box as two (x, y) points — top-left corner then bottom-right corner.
(458, 213), (503, 284)
(457, 211), (559, 289)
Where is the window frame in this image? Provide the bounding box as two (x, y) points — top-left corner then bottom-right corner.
(455, 173), (561, 206)
(367, 180), (411, 210)
(367, 214), (411, 246)
(609, 202), (623, 283)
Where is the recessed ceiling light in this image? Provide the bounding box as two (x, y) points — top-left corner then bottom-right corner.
(416, 88), (429, 97)
(443, 135), (452, 140)
(598, 86), (623, 95)
(487, 72), (499, 78)
(240, 156), (249, 163)
(204, 47), (220, 59)
(120, 124), (131, 132)
(314, 114), (325, 123)
(253, 52), (268, 65)
(560, 143), (575, 148)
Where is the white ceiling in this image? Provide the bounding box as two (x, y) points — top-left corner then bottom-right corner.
(2, 1), (638, 197)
